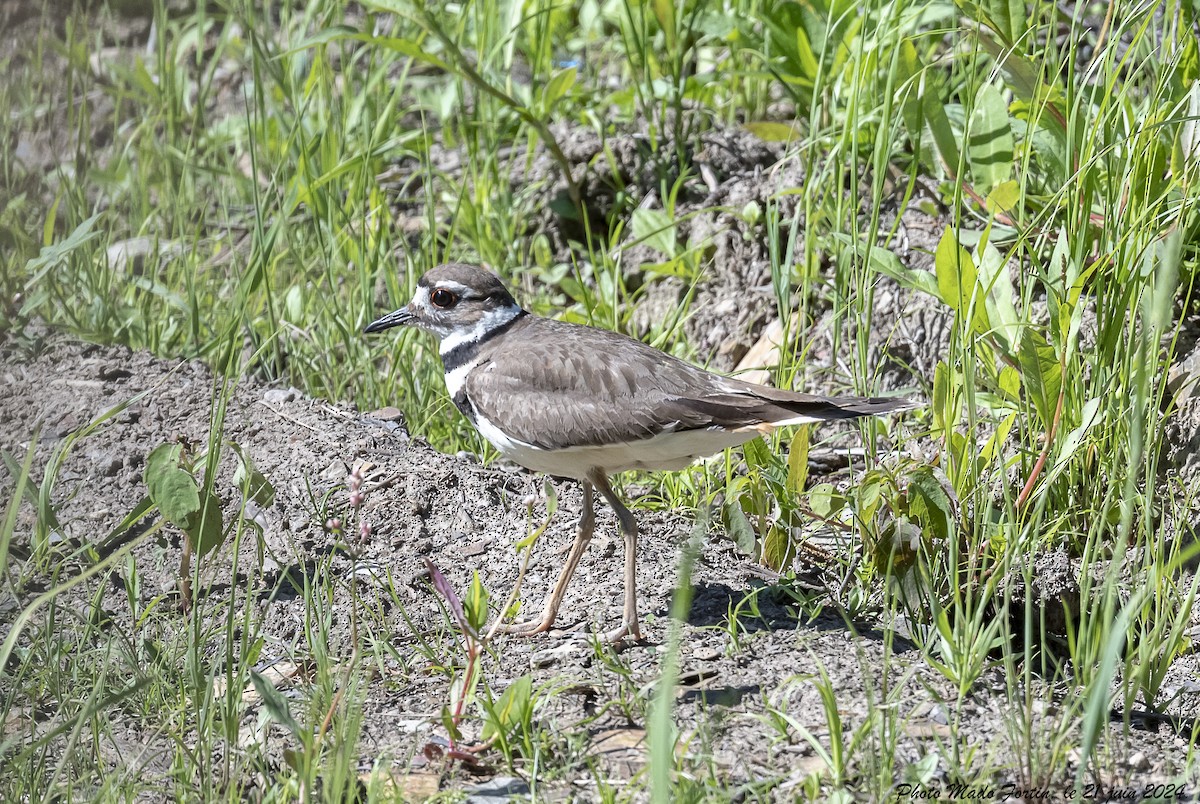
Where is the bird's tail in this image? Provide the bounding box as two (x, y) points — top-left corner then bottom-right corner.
(681, 380), (918, 431)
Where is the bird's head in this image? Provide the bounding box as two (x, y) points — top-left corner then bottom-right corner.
(364, 263), (523, 347)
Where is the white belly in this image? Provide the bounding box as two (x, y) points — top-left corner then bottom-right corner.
(472, 414), (764, 479)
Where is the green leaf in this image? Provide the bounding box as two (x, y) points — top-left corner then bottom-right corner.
(922, 87), (961, 176)
(722, 496), (757, 555)
(974, 32), (1043, 106)
(964, 84), (1012, 193)
(932, 360), (952, 432)
(793, 24), (819, 80)
(998, 365), (1021, 400)
(25, 213), (103, 284)
(897, 42), (925, 155)
(482, 675), (533, 742)
(631, 207), (677, 258)
(144, 444), (200, 529)
(985, 0), (1025, 46)
(465, 571), (490, 635)
(1018, 329), (1062, 427)
(907, 467), (955, 542)
(987, 179), (1020, 213)
(762, 527), (793, 571)
(541, 66), (576, 110)
(979, 412), (1017, 466)
(785, 426), (811, 496)
(251, 670), (301, 737)
(834, 234), (941, 299)
(857, 472), (884, 522)
(741, 437), (771, 471)
(1050, 397), (1103, 474)
(934, 228), (986, 337)
(186, 490), (225, 558)
(976, 241), (1019, 355)
(743, 122), (798, 143)
(653, 0), (676, 48)
(232, 445), (275, 508)
(809, 483), (842, 518)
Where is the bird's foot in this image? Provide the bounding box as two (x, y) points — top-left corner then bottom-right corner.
(494, 616), (555, 637)
(603, 618), (643, 645)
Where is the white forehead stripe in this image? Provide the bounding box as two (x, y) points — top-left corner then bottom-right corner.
(440, 304), (522, 354)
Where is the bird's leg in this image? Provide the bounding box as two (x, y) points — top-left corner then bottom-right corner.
(589, 471), (642, 644)
(498, 481), (595, 636)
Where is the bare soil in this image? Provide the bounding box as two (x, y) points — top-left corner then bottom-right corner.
(2, 340), (1197, 799)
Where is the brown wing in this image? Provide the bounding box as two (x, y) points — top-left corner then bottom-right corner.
(463, 317), (914, 450)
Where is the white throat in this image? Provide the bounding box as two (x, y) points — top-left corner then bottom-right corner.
(439, 303), (523, 355)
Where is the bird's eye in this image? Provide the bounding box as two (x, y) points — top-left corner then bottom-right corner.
(430, 288), (459, 309)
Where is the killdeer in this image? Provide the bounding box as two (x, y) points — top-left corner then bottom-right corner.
(366, 263), (914, 642)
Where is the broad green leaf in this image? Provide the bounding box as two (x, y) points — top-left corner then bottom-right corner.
(144, 444), (200, 528)
(762, 527), (793, 571)
(932, 361), (952, 432)
(907, 467), (955, 542)
(922, 89), (961, 176)
(251, 670), (301, 737)
(857, 473), (884, 522)
(969, 85), (1014, 193)
(977, 241), (1019, 355)
(998, 365), (1021, 400)
(542, 66), (576, 109)
(834, 234), (941, 298)
(25, 213), (103, 285)
(794, 25), (819, 80)
(465, 571), (490, 634)
(987, 179), (1020, 213)
(935, 228), (979, 314)
(1018, 329), (1062, 427)
(631, 207), (677, 258)
(186, 490), (225, 558)
(743, 122), (798, 143)
(653, 0), (676, 48)
(786, 426), (811, 496)
(979, 412), (1016, 466)
(898, 42), (925, 154)
(483, 675), (533, 741)
(741, 437), (771, 471)
(985, 0), (1025, 46)
(974, 32), (1042, 107)
(808, 483), (843, 518)
(232, 445), (275, 508)
(722, 496), (757, 555)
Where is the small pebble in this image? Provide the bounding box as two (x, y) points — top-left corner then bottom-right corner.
(98, 365), (132, 381)
(263, 388), (299, 405)
(369, 406), (403, 421)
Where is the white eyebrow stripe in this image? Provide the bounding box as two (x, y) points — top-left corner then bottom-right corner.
(432, 280), (473, 295)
